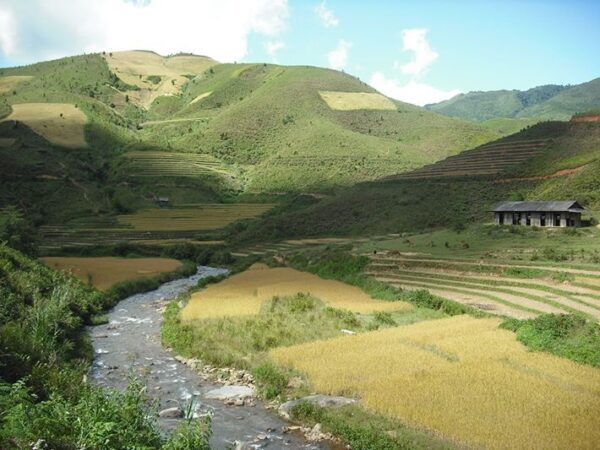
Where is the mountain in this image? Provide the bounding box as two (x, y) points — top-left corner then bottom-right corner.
(0, 50), (498, 227)
(426, 78), (600, 127)
(232, 120), (600, 242)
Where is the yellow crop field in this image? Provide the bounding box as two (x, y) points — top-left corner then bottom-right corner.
(104, 51), (216, 108)
(271, 315), (600, 450)
(2, 103), (87, 148)
(319, 91), (397, 110)
(41, 256), (182, 290)
(118, 204), (275, 231)
(0, 75), (33, 94)
(181, 263), (411, 320)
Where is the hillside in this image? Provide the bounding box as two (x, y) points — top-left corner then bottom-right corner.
(427, 78), (600, 126)
(0, 50), (498, 248)
(232, 121), (600, 241)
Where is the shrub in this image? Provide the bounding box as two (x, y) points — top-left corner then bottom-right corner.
(253, 363), (288, 399)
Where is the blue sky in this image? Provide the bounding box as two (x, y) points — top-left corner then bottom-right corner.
(0, 0), (598, 105)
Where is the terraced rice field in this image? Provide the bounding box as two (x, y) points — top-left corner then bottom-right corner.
(394, 138), (552, 179)
(368, 253), (600, 319)
(118, 203), (275, 231)
(121, 151), (229, 177)
(41, 256), (182, 289)
(1, 103), (88, 148)
(0, 75), (33, 94)
(271, 315), (600, 450)
(319, 91), (397, 110)
(181, 263), (411, 320)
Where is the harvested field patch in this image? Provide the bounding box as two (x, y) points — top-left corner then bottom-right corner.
(319, 91), (396, 110)
(2, 103), (87, 148)
(104, 51), (216, 108)
(118, 204), (275, 231)
(181, 263), (411, 320)
(271, 315), (600, 450)
(41, 256), (182, 289)
(0, 75), (33, 93)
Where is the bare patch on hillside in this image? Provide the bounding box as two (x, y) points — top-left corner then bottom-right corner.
(2, 103), (87, 148)
(0, 76), (33, 94)
(103, 51), (217, 108)
(319, 91), (396, 110)
(190, 91), (212, 104)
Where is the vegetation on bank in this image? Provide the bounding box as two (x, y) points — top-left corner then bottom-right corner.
(0, 244), (209, 448)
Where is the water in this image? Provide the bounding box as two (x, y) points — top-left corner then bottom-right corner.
(89, 266), (329, 449)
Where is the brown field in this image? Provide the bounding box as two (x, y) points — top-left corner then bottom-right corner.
(104, 51), (216, 108)
(271, 315), (600, 450)
(117, 204), (275, 231)
(0, 75), (33, 94)
(319, 91), (397, 110)
(181, 263), (411, 320)
(2, 103), (87, 148)
(41, 256), (182, 289)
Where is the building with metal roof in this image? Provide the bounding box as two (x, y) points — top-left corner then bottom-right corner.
(491, 200), (584, 227)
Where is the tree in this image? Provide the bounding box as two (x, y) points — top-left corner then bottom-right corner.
(0, 206), (39, 255)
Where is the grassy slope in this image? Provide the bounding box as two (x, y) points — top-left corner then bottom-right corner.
(1, 54), (498, 231)
(141, 63), (498, 192)
(232, 121), (600, 242)
(427, 78), (600, 123)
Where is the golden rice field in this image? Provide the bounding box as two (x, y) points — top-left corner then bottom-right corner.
(117, 204), (275, 231)
(181, 263), (411, 320)
(2, 103), (87, 148)
(41, 256), (182, 290)
(319, 91), (397, 110)
(0, 75), (33, 94)
(271, 315), (600, 450)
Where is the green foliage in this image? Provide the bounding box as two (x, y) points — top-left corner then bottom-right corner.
(0, 206), (39, 255)
(405, 289), (476, 316)
(146, 75), (162, 84)
(161, 417), (211, 450)
(501, 314), (600, 367)
(252, 363), (288, 399)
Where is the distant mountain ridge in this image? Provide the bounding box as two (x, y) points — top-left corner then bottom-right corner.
(426, 77), (600, 122)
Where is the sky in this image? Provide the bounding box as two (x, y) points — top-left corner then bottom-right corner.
(0, 0), (598, 106)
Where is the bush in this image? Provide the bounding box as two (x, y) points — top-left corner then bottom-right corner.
(501, 314), (600, 367)
(253, 363), (288, 399)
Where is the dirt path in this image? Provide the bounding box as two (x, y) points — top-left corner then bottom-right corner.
(90, 266), (328, 450)
(140, 117), (208, 127)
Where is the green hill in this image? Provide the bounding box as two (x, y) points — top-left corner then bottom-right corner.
(232, 121), (600, 242)
(427, 78), (600, 125)
(0, 50), (498, 240)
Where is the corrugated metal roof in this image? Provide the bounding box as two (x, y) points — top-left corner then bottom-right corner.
(492, 200), (585, 213)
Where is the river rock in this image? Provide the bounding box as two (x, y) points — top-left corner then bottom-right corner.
(204, 385), (255, 401)
(278, 394), (357, 420)
(159, 407), (184, 418)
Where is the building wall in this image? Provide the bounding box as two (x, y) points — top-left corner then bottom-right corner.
(494, 211), (581, 227)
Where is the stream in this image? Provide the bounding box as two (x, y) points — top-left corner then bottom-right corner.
(89, 266), (330, 449)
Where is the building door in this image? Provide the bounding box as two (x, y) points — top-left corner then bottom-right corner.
(526, 213), (531, 226)
(554, 214), (560, 226)
(541, 213), (546, 227)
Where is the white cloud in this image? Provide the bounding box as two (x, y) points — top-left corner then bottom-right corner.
(0, 7), (16, 55)
(370, 72), (460, 106)
(265, 40), (284, 61)
(0, 0), (289, 64)
(398, 28), (438, 76)
(328, 39), (351, 70)
(314, 1), (338, 28)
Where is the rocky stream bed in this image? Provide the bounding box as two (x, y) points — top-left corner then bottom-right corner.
(89, 266), (332, 449)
